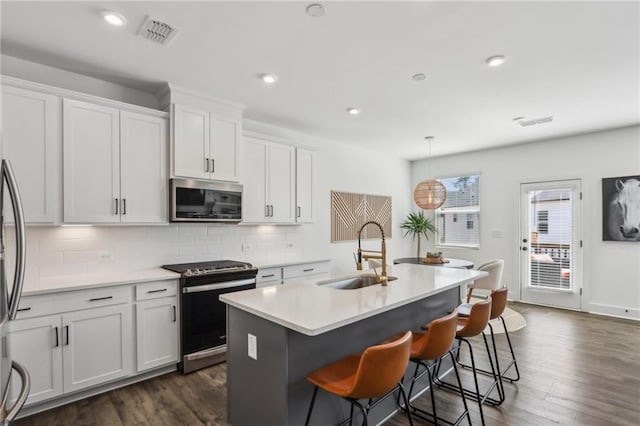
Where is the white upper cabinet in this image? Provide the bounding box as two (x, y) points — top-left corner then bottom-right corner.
(1, 85), (61, 223)
(295, 148), (315, 223)
(120, 111), (168, 224)
(168, 85), (242, 183)
(173, 105), (210, 180)
(242, 136), (295, 224)
(63, 99), (120, 223)
(63, 99), (168, 224)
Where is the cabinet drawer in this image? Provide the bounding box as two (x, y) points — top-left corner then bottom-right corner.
(16, 286), (132, 320)
(256, 267), (282, 284)
(282, 262), (330, 280)
(135, 280), (179, 301)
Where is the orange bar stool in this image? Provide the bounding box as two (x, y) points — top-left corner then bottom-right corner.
(458, 287), (520, 386)
(304, 331), (414, 426)
(434, 298), (496, 426)
(405, 310), (471, 425)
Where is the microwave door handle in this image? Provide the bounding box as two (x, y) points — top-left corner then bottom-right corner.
(2, 160), (26, 320)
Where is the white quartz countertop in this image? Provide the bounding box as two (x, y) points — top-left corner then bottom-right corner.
(220, 263), (487, 336)
(253, 259), (331, 269)
(21, 268), (181, 296)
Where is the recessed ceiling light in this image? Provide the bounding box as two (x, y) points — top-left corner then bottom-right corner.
(346, 107), (361, 115)
(102, 11), (127, 27)
(424, 136), (435, 141)
(486, 55), (506, 67)
(412, 73), (427, 81)
(306, 4), (327, 18)
(512, 116), (525, 122)
(260, 73), (278, 84)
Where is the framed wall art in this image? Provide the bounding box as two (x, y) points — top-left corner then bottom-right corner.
(602, 174), (640, 241)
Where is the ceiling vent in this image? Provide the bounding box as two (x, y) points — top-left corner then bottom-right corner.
(138, 16), (179, 46)
(516, 116), (553, 127)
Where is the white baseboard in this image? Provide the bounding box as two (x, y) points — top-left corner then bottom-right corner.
(586, 303), (640, 321)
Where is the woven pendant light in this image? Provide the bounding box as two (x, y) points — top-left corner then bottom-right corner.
(414, 137), (447, 209)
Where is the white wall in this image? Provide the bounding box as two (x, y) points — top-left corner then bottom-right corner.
(412, 126), (640, 319)
(1, 60), (413, 282)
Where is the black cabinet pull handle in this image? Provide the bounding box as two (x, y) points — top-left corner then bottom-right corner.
(303, 268), (315, 272)
(172, 305), (177, 322)
(261, 274), (275, 278)
(54, 327), (59, 347)
(64, 325), (69, 346)
(115, 198), (118, 215)
(89, 296), (113, 302)
(205, 158), (210, 172)
(17, 307), (31, 312)
(211, 158), (215, 173)
(297, 206), (301, 218)
(122, 199), (126, 215)
(147, 288), (168, 294)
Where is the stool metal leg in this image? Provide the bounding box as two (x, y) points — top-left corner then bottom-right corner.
(500, 315), (521, 382)
(305, 386), (319, 426)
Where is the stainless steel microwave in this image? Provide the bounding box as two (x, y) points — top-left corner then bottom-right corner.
(170, 178), (242, 222)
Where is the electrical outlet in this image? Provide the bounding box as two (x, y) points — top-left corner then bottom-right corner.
(248, 333), (257, 360)
(98, 251), (114, 262)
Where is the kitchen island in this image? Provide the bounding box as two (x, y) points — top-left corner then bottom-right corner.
(220, 263), (486, 425)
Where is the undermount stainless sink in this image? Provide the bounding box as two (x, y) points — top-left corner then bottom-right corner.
(316, 274), (398, 290)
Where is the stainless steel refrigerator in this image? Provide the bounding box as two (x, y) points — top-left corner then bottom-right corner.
(0, 160), (30, 424)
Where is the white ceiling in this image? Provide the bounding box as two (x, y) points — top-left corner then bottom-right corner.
(1, 1), (638, 160)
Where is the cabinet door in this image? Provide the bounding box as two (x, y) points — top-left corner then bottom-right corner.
(1, 86), (61, 223)
(268, 143), (295, 223)
(135, 297), (179, 372)
(295, 148), (314, 223)
(7, 315), (63, 405)
(210, 115), (240, 182)
(241, 137), (269, 223)
(62, 304), (133, 393)
(120, 111), (168, 223)
(63, 99), (120, 223)
(173, 104), (210, 179)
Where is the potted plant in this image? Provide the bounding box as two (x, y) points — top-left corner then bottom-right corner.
(400, 211), (436, 258)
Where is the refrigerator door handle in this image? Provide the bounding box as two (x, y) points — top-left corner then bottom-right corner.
(2, 160), (26, 321)
(3, 360), (31, 424)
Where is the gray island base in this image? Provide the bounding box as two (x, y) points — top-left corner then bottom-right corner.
(221, 264), (486, 425)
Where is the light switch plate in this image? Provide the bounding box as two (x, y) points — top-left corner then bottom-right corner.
(248, 333), (257, 360)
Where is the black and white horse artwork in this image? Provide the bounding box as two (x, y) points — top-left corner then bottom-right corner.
(603, 175), (640, 241)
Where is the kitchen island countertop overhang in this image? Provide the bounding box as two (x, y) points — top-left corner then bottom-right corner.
(220, 263), (487, 336)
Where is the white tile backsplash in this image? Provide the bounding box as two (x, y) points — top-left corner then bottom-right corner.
(12, 223), (313, 280)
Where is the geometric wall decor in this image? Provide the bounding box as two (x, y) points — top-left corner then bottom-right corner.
(331, 191), (392, 242)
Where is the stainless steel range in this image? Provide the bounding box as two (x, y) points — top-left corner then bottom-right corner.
(162, 260), (258, 373)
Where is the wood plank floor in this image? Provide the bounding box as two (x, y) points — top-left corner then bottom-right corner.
(15, 303), (640, 426)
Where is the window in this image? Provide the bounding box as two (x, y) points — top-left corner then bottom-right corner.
(436, 175), (480, 248)
(537, 210), (549, 234)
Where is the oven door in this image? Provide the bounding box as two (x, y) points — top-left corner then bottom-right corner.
(181, 278), (255, 356)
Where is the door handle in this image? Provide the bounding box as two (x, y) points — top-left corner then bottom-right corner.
(270, 205), (274, 217)
(297, 206), (301, 218)
(522, 238), (528, 243)
(522, 247), (528, 251)
(89, 296), (114, 302)
(211, 158), (215, 173)
(54, 327), (59, 347)
(265, 205), (269, 217)
(64, 325), (69, 346)
(172, 305), (177, 322)
(205, 158), (210, 172)
(122, 199), (126, 215)
(115, 198), (119, 215)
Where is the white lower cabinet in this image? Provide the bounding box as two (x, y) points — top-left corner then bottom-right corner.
(8, 279), (179, 408)
(7, 316), (63, 405)
(135, 297), (179, 372)
(8, 304), (132, 404)
(62, 304), (133, 393)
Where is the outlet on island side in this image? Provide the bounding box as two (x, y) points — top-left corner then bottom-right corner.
(248, 333), (257, 360)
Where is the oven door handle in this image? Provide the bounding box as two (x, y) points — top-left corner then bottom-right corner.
(182, 278), (256, 293)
